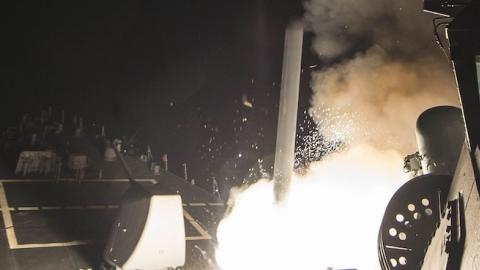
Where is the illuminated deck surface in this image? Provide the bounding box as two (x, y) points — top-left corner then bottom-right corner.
(0, 174), (224, 270)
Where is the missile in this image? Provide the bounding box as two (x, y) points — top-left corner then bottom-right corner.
(273, 20), (304, 203)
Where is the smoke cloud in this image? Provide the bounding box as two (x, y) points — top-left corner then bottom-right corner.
(305, 0), (460, 153)
(310, 48), (459, 152)
(305, 0), (438, 59)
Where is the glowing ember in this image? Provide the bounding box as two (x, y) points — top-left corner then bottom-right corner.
(215, 144), (406, 270)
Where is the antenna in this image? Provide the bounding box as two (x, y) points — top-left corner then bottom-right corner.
(112, 141), (137, 184)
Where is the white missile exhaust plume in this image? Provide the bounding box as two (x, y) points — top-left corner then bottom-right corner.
(215, 0), (460, 269)
(216, 145), (405, 270)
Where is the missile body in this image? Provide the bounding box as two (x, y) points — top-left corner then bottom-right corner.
(273, 20), (303, 203)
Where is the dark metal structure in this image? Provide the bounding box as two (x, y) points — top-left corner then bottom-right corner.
(378, 174), (452, 269)
(416, 106), (465, 175)
(378, 0), (480, 269)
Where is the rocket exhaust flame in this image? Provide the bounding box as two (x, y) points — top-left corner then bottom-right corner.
(216, 145), (406, 270)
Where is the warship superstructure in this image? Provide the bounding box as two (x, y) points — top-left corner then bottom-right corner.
(378, 1), (480, 269)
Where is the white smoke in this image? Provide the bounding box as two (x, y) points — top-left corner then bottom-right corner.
(310, 47), (459, 153)
(304, 0), (437, 60)
(305, 0), (459, 153)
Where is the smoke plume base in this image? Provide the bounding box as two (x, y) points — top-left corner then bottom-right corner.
(216, 144), (406, 270)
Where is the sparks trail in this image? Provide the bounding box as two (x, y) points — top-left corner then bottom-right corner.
(294, 111), (343, 170)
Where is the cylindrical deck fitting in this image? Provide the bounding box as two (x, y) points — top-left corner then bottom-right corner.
(416, 106), (465, 175)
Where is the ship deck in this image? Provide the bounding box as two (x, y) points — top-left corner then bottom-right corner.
(0, 174), (225, 270)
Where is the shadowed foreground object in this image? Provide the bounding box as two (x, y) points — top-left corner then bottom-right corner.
(378, 174), (452, 269)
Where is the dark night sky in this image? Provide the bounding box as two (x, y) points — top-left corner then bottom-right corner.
(0, 0), (317, 192)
